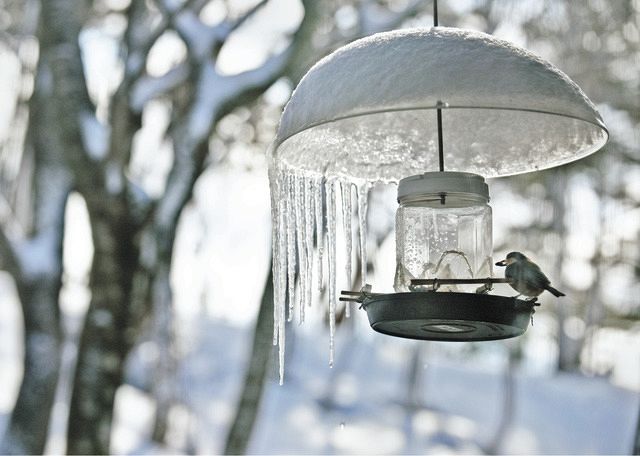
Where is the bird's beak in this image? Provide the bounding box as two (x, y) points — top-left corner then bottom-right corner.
(495, 259), (507, 267)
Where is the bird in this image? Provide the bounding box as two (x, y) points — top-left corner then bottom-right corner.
(495, 251), (565, 300)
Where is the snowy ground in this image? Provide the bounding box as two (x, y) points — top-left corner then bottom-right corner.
(3, 284), (637, 455)
(111, 313), (638, 455)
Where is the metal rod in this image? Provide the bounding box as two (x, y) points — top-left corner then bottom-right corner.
(340, 290), (384, 301)
(411, 278), (511, 286)
(433, 0), (438, 27)
(437, 105), (444, 172)
(433, 1), (444, 173)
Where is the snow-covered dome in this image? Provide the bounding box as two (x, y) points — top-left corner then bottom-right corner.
(272, 27), (608, 182)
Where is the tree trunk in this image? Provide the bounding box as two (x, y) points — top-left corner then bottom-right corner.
(66, 206), (139, 455)
(1, 0), (73, 448)
(150, 260), (177, 444)
(223, 267), (274, 455)
(1, 277), (63, 454)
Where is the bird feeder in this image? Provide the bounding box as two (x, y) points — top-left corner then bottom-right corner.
(268, 24), (608, 376)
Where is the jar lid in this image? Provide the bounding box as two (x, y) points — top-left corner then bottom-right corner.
(397, 172), (489, 202)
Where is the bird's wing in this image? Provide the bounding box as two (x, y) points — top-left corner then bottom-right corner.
(523, 260), (551, 286)
(506, 261), (550, 287)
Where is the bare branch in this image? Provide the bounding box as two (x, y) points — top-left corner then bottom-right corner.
(157, 0), (217, 59)
(125, 0), (198, 85)
(151, 0), (321, 237)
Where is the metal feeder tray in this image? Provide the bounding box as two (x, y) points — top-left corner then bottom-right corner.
(340, 278), (539, 342)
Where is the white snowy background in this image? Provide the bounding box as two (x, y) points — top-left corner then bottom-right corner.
(0, 0), (639, 454)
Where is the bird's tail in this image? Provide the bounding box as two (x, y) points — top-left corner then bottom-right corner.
(545, 285), (565, 297)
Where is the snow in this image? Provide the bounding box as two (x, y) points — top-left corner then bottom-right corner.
(215, 0), (303, 76)
(145, 31), (187, 78)
(0, 44), (21, 143)
(273, 27), (608, 182)
(22, 308), (623, 455)
(153, 320), (638, 455)
(130, 65), (189, 112)
(0, 273), (22, 416)
(14, 230), (61, 279)
(105, 162), (125, 194)
(79, 112), (109, 161)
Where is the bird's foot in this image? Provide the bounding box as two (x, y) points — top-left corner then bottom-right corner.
(475, 283), (492, 294)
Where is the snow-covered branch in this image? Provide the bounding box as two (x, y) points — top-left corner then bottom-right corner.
(213, 0), (269, 42)
(152, 0), (317, 235)
(185, 46), (291, 141)
(130, 63), (190, 112)
(158, 0), (271, 62)
(124, 0), (197, 85)
(79, 111), (109, 161)
(157, 0), (217, 59)
(14, 231), (63, 280)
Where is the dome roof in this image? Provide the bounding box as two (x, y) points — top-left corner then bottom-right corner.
(273, 27), (608, 181)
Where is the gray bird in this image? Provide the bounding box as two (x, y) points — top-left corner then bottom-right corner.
(495, 252), (565, 299)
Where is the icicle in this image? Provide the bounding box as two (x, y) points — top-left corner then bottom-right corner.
(357, 182), (370, 287)
(268, 166), (277, 345)
(271, 174), (282, 346)
(286, 175), (296, 322)
(278, 263), (286, 385)
(276, 173), (288, 383)
(341, 181), (353, 318)
(274, 170), (288, 346)
(315, 177), (325, 292)
(327, 179), (337, 368)
(294, 175), (307, 325)
(303, 177), (315, 314)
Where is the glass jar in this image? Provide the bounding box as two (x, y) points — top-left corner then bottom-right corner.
(394, 172), (493, 293)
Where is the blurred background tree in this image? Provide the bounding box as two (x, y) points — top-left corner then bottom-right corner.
(0, 0), (637, 454)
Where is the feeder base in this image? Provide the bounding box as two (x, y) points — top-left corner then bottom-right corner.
(361, 292), (535, 341)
